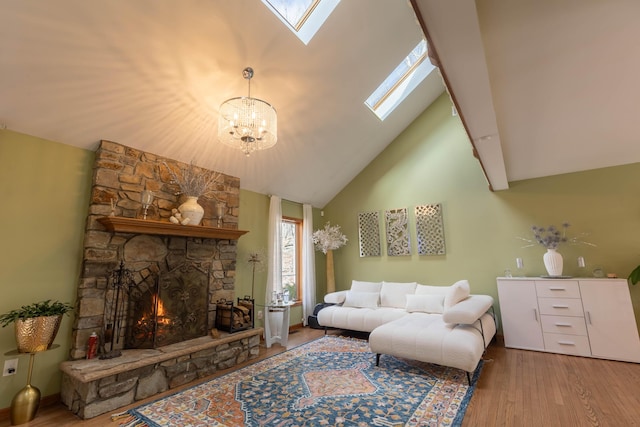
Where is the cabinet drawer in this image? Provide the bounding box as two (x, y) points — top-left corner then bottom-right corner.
(537, 298), (584, 316)
(541, 315), (587, 335)
(535, 281), (580, 298)
(543, 333), (591, 356)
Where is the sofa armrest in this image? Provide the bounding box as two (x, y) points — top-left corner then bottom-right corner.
(442, 294), (494, 325)
(324, 290), (348, 304)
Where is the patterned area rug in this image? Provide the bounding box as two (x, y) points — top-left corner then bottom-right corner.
(114, 336), (482, 426)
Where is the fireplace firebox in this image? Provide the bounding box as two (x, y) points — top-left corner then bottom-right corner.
(102, 261), (210, 353)
(127, 262), (209, 349)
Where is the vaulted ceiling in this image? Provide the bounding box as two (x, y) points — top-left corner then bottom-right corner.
(2, 0), (639, 207)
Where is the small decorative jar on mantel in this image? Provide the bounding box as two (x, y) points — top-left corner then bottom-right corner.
(178, 196), (205, 226)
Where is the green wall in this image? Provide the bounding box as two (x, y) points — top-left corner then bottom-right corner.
(0, 130), (94, 410)
(323, 93), (640, 329)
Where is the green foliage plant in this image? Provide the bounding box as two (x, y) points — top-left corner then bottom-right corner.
(0, 300), (74, 328)
(628, 265), (640, 285)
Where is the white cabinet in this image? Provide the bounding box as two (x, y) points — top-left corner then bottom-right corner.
(496, 280), (544, 350)
(497, 277), (640, 363)
(580, 280), (640, 362)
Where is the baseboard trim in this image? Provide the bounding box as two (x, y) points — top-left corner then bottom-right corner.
(289, 322), (304, 332)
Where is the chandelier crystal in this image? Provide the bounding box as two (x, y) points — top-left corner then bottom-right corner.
(218, 67), (277, 156)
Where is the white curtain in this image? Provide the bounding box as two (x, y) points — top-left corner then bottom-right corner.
(302, 203), (316, 325)
(265, 195), (282, 305)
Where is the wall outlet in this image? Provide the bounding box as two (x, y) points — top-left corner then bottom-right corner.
(257, 310), (263, 320)
(3, 359), (18, 376)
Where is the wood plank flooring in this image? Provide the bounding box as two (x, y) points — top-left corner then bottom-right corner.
(1, 329), (639, 426)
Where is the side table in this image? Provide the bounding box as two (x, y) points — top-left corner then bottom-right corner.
(262, 302), (294, 348)
(4, 344), (59, 425)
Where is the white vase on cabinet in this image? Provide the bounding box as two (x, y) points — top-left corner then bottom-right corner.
(543, 248), (563, 276)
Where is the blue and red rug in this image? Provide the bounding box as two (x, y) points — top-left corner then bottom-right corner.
(114, 335), (481, 426)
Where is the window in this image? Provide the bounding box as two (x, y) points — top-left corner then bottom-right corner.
(281, 217), (302, 301)
(262, 0), (340, 45)
(365, 39), (436, 120)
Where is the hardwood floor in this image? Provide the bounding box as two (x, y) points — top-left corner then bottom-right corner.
(464, 338), (640, 427)
(1, 329), (639, 426)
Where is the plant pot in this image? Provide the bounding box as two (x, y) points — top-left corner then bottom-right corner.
(15, 315), (62, 353)
(178, 196), (205, 226)
(543, 248), (563, 277)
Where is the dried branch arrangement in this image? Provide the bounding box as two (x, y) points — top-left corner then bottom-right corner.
(163, 161), (222, 199)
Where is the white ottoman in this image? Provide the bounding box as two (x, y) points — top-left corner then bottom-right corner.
(369, 312), (496, 381)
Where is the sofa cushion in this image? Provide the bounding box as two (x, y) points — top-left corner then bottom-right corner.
(380, 281), (417, 308)
(415, 284), (450, 295)
(405, 294), (444, 314)
(317, 305), (407, 332)
(343, 291), (379, 308)
(444, 280), (471, 309)
(350, 280), (382, 293)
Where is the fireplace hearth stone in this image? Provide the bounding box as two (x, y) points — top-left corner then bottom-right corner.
(60, 329), (262, 419)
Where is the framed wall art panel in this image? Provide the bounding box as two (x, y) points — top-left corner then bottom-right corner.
(415, 203), (445, 255)
(357, 211), (381, 257)
(385, 208), (410, 256)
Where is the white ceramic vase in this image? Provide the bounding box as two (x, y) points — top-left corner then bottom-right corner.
(543, 248), (563, 276)
(178, 196), (204, 225)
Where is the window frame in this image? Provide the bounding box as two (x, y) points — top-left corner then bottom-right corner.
(365, 39), (435, 120)
(281, 216), (303, 304)
(261, 0), (340, 45)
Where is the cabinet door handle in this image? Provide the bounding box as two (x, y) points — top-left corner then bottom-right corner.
(558, 341), (575, 346)
(586, 311), (592, 325)
(555, 323), (572, 327)
(549, 287), (566, 291)
(552, 304), (569, 308)
(534, 308), (538, 322)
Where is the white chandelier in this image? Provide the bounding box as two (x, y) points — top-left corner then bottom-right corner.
(218, 67), (277, 156)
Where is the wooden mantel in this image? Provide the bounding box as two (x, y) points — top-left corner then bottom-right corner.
(97, 217), (249, 240)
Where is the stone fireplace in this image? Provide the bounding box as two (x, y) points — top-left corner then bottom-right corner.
(70, 140), (245, 358)
(60, 140), (262, 419)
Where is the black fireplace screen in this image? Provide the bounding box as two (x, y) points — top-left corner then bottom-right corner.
(125, 262), (209, 349)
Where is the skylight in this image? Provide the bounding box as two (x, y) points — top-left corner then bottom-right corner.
(262, 0), (340, 45)
(365, 39), (436, 120)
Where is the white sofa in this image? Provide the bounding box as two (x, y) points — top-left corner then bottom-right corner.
(317, 279), (496, 379)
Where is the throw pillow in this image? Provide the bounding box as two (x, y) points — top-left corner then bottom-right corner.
(380, 281), (417, 308)
(444, 279), (471, 309)
(350, 280), (382, 293)
(342, 291), (380, 308)
(405, 294), (444, 313)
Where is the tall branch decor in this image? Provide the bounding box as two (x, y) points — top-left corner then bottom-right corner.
(313, 222), (348, 293)
(247, 249), (266, 299)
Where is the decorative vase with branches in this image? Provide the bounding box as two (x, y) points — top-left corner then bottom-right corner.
(163, 160), (221, 225)
(313, 222), (348, 293)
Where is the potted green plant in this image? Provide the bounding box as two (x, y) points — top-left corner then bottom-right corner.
(628, 265), (640, 285)
(0, 300), (73, 353)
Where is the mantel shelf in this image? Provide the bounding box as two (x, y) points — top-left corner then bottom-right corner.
(97, 217), (249, 240)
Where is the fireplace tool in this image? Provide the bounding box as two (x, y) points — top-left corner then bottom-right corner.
(100, 260), (134, 359)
